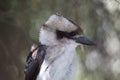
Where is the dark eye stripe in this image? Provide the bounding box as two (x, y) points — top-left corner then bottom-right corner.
(56, 30), (77, 39)
(56, 30), (67, 39)
(68, 31), (76, 36)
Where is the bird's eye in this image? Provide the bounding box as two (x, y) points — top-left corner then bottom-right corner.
(68, 32), (76, 36)
(56, 30), (77, 39)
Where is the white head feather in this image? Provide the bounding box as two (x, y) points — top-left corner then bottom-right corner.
(39, 14), (79, 46)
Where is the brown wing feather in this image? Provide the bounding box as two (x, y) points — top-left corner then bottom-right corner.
(24, 43), (47, 80)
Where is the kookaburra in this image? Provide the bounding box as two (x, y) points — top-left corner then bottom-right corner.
(25, 14), (95, 80)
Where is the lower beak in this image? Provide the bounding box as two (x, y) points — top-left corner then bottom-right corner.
(72, 36), (95, 46)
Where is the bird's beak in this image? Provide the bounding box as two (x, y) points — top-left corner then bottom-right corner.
(72, 36), (95, 46)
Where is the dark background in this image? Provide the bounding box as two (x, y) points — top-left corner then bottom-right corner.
(0, 0), (120, 80)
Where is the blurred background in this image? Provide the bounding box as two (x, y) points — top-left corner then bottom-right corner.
(0, 0), (120, 80)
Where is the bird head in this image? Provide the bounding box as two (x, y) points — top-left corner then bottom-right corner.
(39, 14), (95, 46)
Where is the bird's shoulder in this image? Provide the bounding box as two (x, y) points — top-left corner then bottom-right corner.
(24, 43), (47, 80)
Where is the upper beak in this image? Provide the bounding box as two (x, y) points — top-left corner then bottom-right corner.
(72, 36), (95, 46)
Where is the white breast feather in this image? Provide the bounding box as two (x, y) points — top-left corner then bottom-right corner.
(36, 41), (78, 80)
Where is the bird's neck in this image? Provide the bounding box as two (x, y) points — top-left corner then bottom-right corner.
(37, 41), (79, 80)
